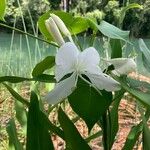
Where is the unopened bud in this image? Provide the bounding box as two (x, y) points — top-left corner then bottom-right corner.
(45, 18), (65, 46)
(50, 13), (71, 37)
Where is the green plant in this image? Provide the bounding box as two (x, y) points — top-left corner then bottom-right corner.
(1, 1), (150, 150)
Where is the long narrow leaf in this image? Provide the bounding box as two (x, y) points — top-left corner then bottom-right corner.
(15, 101), (27, 132)
(0, 74), (55, 83)
(58, 108), (91, 150)
(115, 76), (150, 107)
(123, 109), (150, 150)
(109, 90), (125, 148)
(32, 56), (55, 77)
(3, 83), (29, 106)
(26, 91), (54, 150)
(6, 119), (23, 150)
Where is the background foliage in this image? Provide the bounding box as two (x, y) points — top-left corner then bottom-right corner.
(1, 0), (150, 37)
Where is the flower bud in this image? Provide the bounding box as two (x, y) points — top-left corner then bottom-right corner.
(45, 17), (65, 46)
(50, 13), (71, 37)
(105, 58), (136, 75)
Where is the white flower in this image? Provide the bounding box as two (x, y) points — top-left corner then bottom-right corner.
(45, 17), (65, 46)
(46, 42), (120, 104)
(104, 58), (136, 76)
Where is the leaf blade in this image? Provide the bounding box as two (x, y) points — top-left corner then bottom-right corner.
(58, 108), (91, 150)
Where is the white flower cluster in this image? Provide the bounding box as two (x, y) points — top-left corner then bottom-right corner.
(45, 14), (136, 104)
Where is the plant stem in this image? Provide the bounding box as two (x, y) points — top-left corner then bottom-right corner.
(0, 23), (59, 47)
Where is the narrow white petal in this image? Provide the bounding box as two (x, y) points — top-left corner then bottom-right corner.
(78, 47), (102, 74)
(55, 42), (79, 81)
(45, 73), (77, 104)
(85, 72), (121, 91)
(104, 58), (136, 75)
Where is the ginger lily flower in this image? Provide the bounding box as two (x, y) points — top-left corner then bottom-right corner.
(104, 58), (136, 76)
(46, 42), (120, 104)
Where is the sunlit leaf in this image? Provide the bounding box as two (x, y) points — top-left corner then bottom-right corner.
(0, 0), (6, 21)
(38, 11), (89, 42)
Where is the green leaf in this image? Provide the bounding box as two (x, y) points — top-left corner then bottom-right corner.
(123, 123), (142, 150)
(6, 119), (23, 150)
(26, 91), (54, 150)
(110, 39), (122, 58)
(68, 77), (112, 131)
(138, 105), (150, 150)
(0, 75), (56, 83)
(33, 74), (56, 83)
(40, 110), (65, 140)
(139, 39), (150, 72)
(0, 0), (6, 21)
(143, 122), (150, 150)
(109, 90), (125, 148)
(0, 76), (31, 83)
(15, 100), (27, 132)
(119, 3), (142, 25)
(58, 108), (91, 150)
(98, 21), (130, 41)
(123, 109), (150, 150)
(116, 76), (150, 107)
(38, 11), (89, 42)
(3, 83), (29, 106)
(70, 16), (89, 34)
(86, 17), (98, 32)
(32, 56), (55, 77)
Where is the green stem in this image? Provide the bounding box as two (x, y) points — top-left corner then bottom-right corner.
(0, 23), (59, 47)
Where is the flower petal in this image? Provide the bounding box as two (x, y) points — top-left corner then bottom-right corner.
(85, 72), (121, 91)
(45, 73), (77, 104)
(78, 47), (102, 74)
(104, 58), (136, 75)
(55, 42), (79, 81)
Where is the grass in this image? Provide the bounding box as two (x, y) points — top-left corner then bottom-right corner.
(0, 33), (57, 77)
